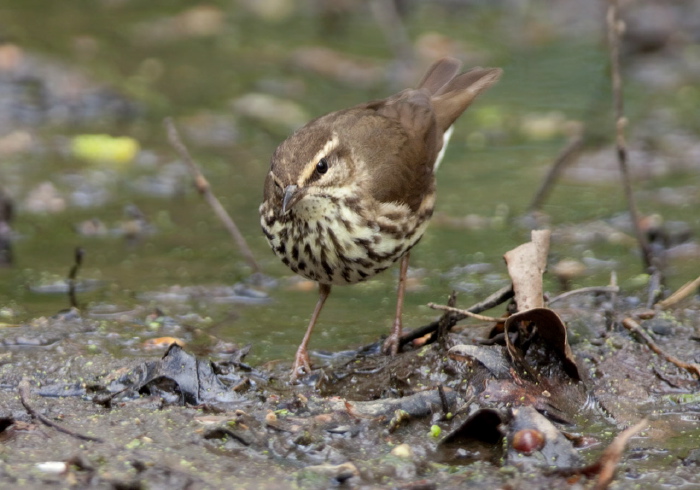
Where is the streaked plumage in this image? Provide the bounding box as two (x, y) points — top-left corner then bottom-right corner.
(260, 58), (502, 379)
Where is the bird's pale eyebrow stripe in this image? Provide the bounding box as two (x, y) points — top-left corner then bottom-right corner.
(269, 171), (284, 188)
(297, 134), (339, 187)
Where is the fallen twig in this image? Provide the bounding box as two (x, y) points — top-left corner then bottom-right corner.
(401, 284), (514, 346)
(646, 267), (664, 309)
(165, 118), (261, 274)
(436, 290), (458, 351)
(553, 418), (646, 488)
(67, 247), (84, 309)
(0, 186), (12, 267)
(621, 318), (700, 379)
(656, 275), (700, 310)
(594, 418), (647, 490)
(427, 302), (502, 322)
(437, 384), (450, 418)
(606, 271), (618, 330)
(548, 285), (620, 305)
(609, 271), (618, 308)
(19, 378), (103, 443)
(606, 0), (654, 273)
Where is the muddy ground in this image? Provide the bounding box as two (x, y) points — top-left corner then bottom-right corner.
(1, 283), (699, 489)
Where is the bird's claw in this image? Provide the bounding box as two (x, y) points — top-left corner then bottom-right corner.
(290, 348), (312, 381)
(383, 333), (400, 356)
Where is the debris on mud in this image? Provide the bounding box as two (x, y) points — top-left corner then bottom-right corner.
(2, 232), (698, 489)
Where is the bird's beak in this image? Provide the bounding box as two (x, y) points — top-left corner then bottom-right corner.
(282, 185), (301, 215)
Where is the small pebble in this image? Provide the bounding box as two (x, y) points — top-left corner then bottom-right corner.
(35, 462), (67, 474)
(512, 429), (545, 455)
(391, 443), (414, 459)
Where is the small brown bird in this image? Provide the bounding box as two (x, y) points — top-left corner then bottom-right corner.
(260, 58), (502, 379)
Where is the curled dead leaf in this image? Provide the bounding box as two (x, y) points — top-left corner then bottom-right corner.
(503, 307), (581, 382)
(504, 229), (551, 311)
(440, 408), (504, 445)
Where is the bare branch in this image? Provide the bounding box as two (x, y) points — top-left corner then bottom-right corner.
(606, 0), (654, 272)
(594, 418), (647, 490)
(656, 275), (700, 310)
(548, 285), (620, 305)
(427, 302), (502, 322)
(165, 118), (261, 274)
(19, 378), (103, 443)
(621, 318), (700, 379)
(400, 284), (514, 346)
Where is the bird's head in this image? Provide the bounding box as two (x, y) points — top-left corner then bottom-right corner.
(263, 113), (361, 218)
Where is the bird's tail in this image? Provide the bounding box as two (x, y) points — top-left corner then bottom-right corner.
(433, 67), (502, 132)
(418, 58), (502, 170)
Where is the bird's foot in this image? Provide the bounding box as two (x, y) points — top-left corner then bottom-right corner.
(290, 347), (312, 381)
(382, 331), (401, 356)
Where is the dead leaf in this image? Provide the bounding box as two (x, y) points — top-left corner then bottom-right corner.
(448, 344), (511, 378)
(103, 344), (241, 406)
(503, 307), (581, 382)
(503, 229), (550, 311)
(440, 408), (504, 445)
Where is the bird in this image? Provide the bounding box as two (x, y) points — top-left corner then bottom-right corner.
(260, 57), (502, 380)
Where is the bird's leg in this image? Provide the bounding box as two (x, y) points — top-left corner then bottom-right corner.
(291, 283), (332, 380)
(384, 252), (410, 356)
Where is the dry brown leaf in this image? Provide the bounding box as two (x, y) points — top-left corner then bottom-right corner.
(504, 229), (551, 311)
(503, 307), (581, 381)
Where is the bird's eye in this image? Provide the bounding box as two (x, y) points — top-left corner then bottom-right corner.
(316, 158), (329, 174)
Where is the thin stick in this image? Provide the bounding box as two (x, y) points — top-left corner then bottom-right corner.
(427, 303), (502, 322)
(528, 134), (584, 212)
(437, 384), (450, 418)
(656, 275), (700, 310)
(553, 418), (646, 484)
(609, 270), (618, 308)
(606, 271), (618, 330)
(436, 290), (457, 351)
(19, 379), (103, 443)
(165, 118), (261, 274)
(67, 247), (84, 309)
(594, 418), (647, 490)
(621, 318), (700, 379)
(400, 284), (514, 345)
(606, 1), (653, 272)
(646, 267), (664, 309)
(0, 186), (12, 267)
(548, 285), (620, 305)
